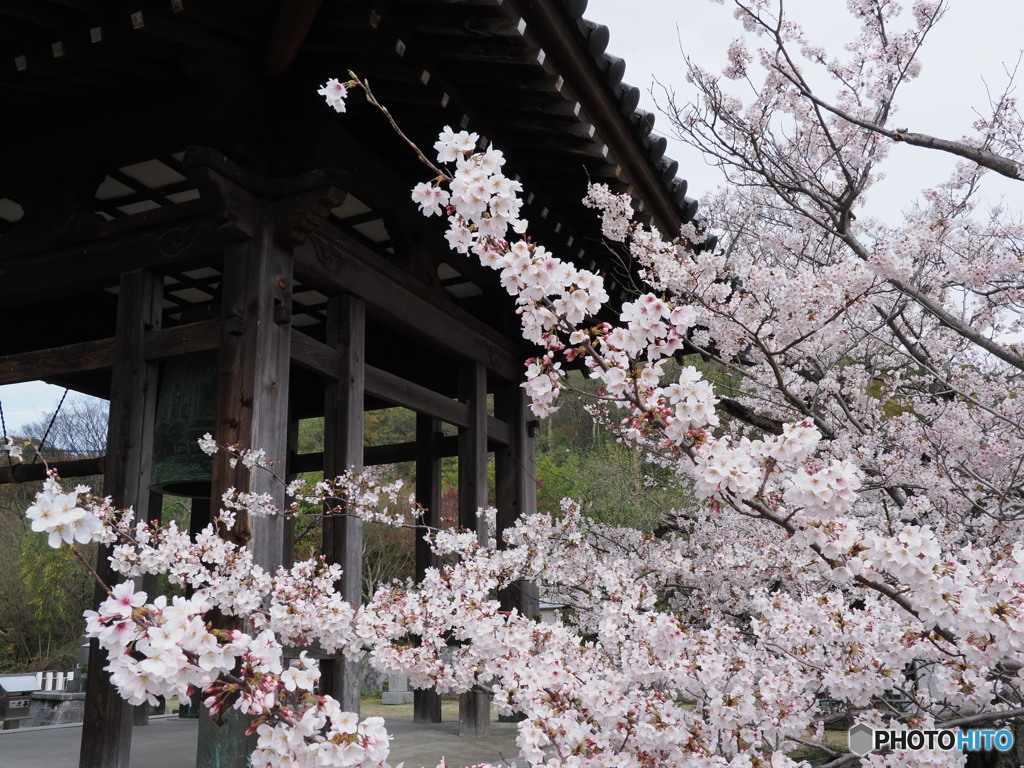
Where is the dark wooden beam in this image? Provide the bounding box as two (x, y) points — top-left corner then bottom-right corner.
(143, 319), (221, 360)
(13, 51), (145, 95)
(366, 365), (469, 432)
(1, 0), (68, 30)
(289, 328), (342, 377)
(272, 180), (345, 245)
(0, 96), (203, 197)
(316, 0), (593, 277)
(290, 328), (511, 443)
(265, 0), (323, 77)
(173, 2), (270, 44)
(0, 206), (222, 306)
(399, 14), (524, 40)
(183, 149), (261, 241)
(290, 434), (461, 474)
(489, 129), (612, 162)
(0, 456), (104, 485)
(430, 44), (547, 66)
(127, 9), (249, 60)
(40, 35), (182, 86)
(294, 225), (523, 381)
(0, 338), (114, 385)
(511, 0), (683, 236)
(0, 318), (219, 388)
(0, 435), (465, 483)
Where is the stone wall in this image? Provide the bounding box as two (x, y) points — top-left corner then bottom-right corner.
(27, 691), (86, 727)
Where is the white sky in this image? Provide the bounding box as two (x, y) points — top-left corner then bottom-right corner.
(1, 0), (1021, 435)
(0, 381), (81, 435)
(586, 0), (1024, 213)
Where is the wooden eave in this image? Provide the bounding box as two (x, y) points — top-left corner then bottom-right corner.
(0, 0), (706, 404)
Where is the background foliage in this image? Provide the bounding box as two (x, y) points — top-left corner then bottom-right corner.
(0, 397), (106, 672)
(0, 384), (696, 672)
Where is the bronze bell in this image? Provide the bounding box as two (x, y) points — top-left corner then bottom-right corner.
(149, 351), (218, 498)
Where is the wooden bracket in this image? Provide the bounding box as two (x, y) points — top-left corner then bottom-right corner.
(269, 170), (346, 245)
(182, 147), (261, 241)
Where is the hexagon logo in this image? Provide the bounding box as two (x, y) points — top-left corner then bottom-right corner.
(848, 723), (874, 756)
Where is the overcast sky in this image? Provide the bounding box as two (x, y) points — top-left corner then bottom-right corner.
(1, 0), (1021, 435)
(586, 0), (1024, 212)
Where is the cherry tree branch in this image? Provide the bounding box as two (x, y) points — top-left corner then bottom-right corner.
(840, 233), (1024, 371)
(940, 706), (1024, 729)
(793, 90), (1024, 182)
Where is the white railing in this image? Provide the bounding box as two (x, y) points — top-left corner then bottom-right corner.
(34, 671), (75, 691)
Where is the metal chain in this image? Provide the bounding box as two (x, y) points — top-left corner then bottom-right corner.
(34, 388), (69, 463)
(0, 399), (9, 468)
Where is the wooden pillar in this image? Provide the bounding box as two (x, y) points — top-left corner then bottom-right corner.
(495, 384), (539, 619)
(322, 294), (365, 713)
(457, 362), (490, 737)
(207, 198), (293, 559)
(458, 363), (488, 541)
(413, 414), (442, 723)
(80, 269), (161, 768)
(196, 198), (293, 768)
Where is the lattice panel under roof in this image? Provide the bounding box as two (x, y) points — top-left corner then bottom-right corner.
(101, 269), (216, 318)
(161, 267), (220, 315)
(289, 286), (329, 329)
(93, 152), (200, 221)
(437, 263), (483, 300)
(164, 277), (325, 332)
(110, 268), (326, 331)
(0, 198), (24, 236)
(327, 201), (488, 305)
(329, 194), (394, 256)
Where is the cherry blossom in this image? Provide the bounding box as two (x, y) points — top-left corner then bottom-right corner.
(16, 3), (1024, 765)
(2, 436), (23, 460)
(317, 78), (350, 114)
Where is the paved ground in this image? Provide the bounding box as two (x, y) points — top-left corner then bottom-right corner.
(0, 715), (523, 768)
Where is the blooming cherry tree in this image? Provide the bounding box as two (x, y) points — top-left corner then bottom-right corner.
(20, 2), (1024, 766)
